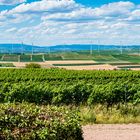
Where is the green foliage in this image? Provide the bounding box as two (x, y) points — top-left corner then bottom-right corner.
(0, 63), (15, 67)
(0, 69), (139, 105)
(25, 63), (41, 68)
(80, 104), (140, 124)
(20, 55), (31, 62)
(32, 55), (43, 62)
(44, 54), (63, 60)
(2, 55), (19, 62)
(0, 103), (83, 140)
(53, 63), (104, 66)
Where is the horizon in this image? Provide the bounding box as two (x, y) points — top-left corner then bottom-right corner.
(0, 0), (140, 46)
(1, 43), (140, 47)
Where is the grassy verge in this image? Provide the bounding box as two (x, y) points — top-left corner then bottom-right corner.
(80, 104), (140, 125)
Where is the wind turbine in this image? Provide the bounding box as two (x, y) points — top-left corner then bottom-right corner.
(11, 43), (14, 54)
(32, 43), (34, 55)
(98, 40), (100, 55)
(120, 41), (123, 55)
(21, 42), (24, 54)
(90, 41), (93, 55)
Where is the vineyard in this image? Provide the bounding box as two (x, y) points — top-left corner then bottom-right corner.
(0, 69), (140, 105)
(0, 68), (140, 139)
(0, 51), (140, 63)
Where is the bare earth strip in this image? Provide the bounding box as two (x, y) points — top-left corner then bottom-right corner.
(83, 124), (140, 140)
(57, 64), (117, 70)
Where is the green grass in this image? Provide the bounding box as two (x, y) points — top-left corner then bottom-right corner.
(44, 54), (63, 60)
(2, 55), (19, 62)
(20, 55), (31, 62)
(113, 54), (140, 63)
(92, 54), (119, 62)
(119, 65), (140, 69)
(0, 54), (3, 60)
(80, 104), (140, 124)
(20, 55), (44, 62)
(0, 51), (140, 64)
(32, 55), (43, 62)
(53, 63), (104, 66)
(62, 52), (92, 60)
(110, 62), (139, 66)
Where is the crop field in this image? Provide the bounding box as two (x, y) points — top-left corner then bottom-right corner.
(32, 55), (43, 62)
(0, 50), (139, 63)
(62, 52), (93, 60)
(0, 68), (140, 139)
(0, 51), (140, 70)
(20, 54), (31, 62)
(0, 69), (140, 106)
(44, 54), (63, 60)
(1, 54), (19, 62)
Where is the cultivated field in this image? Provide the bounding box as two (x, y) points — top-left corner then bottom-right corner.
(0, 51), (140, 70)
(0, 68), (140, 139)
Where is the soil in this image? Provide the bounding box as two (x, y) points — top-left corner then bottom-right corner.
(83, 124), (140, 140)
(57, 64), (117, 70)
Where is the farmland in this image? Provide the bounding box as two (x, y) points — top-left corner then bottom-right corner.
(0, 51), (140, 139)
(0, 68), (140, 139)
(0, 50), (140, 70)
(0, 68), (140, 107)
(0, 50), (140, 63)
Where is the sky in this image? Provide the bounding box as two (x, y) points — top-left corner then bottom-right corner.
(0, 0), (140, 46)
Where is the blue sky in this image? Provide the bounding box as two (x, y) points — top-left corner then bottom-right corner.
(28, 0), (140, 6)
(77, 0), (140, 6)
(0, 0), (140, 46)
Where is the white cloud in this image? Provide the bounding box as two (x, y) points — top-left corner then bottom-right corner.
(0, 0), (140, 45)
(6, 27), (17, 32)
(0, 0), (26, 5)
(94, 1), (135, 16)
(10, 0), (80, 14)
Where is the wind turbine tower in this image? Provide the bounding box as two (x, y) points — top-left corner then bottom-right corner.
(21, 42), (23, 54)
(90, 41), (93, 55)
(32, 43), (34, 55)
(98, 40), (100, 55)
(120, 41), (123, 55)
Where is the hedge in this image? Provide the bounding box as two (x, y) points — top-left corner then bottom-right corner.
(0, 103), (83, 140)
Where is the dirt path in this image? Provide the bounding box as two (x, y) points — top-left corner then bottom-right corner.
(83, 124), (140, 140)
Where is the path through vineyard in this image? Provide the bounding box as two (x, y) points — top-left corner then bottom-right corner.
(83, 124), (140, 140)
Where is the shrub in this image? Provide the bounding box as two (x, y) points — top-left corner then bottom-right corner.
(0, 103), (83, 140)
(0, 63), (15, 67)
(25, 63), (41, 68)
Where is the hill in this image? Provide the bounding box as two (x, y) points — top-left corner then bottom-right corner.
(0, 44), (140, 53)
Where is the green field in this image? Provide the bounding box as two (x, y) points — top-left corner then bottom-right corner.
(0, 50), (140, 64)
(0, 68), (140, 139)
(0, 68), (140, 105)
(44, 54), (63, 60)
(53, 63), (104, 66)
(1, 54), (19, 62)
(32, 55), (44, 62)
(0, 69), (140, 121)
(20, 54), (31, 62)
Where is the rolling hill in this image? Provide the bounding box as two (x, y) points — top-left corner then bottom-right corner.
(0, 44), (139, 53)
